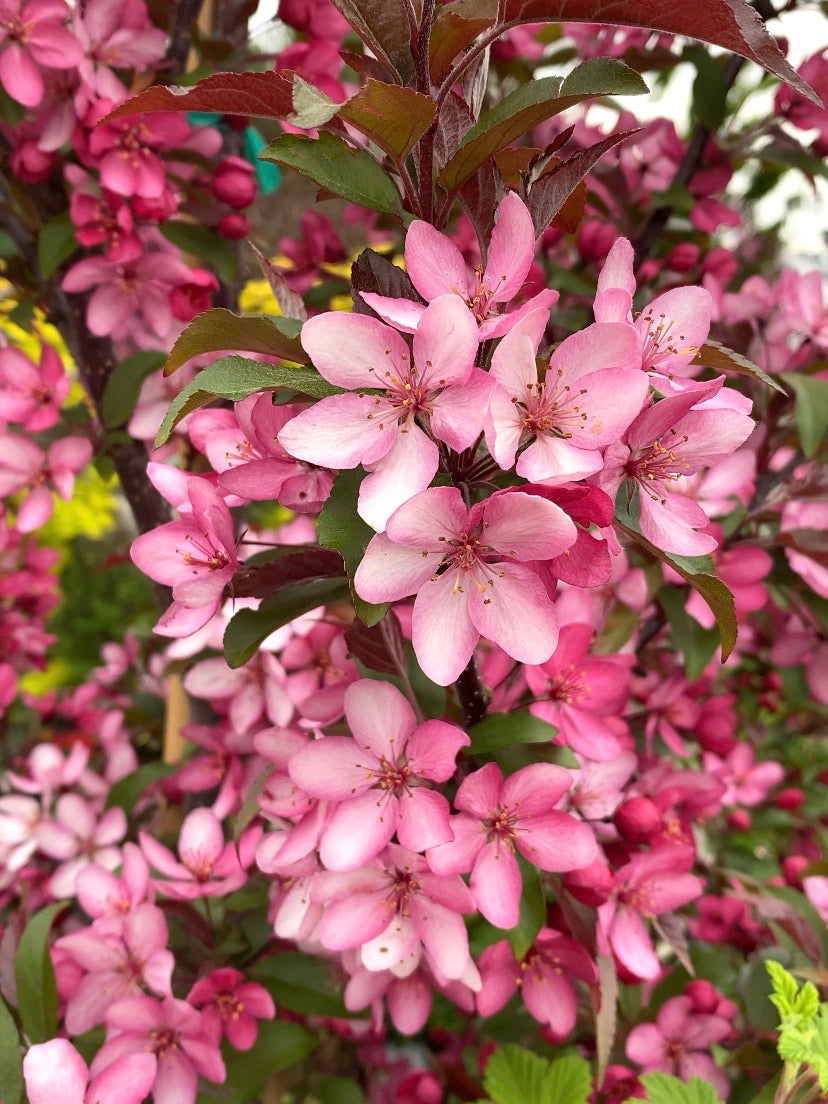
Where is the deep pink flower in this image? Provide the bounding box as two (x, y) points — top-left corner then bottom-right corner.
(0, 434), (92, 533)
(188, 967), (275, 1050)
(24, 1038), (155, 1104)
(288, 679), (469, 870)
(0, 343), (69, 431)
(428, 762), (597, 929)
(626, 994), (731, 1098)
(279, 295), (483, 530)
(0, 0), (82, 107)
(361, 191), (558, 339)
(354, 487), (577, 684)
(130, 477), (238, 638)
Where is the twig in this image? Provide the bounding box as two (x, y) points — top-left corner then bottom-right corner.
(167, 0), (205, 73)
(456, 654), (489, 728)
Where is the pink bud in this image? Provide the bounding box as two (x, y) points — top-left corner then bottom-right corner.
(563, 858), (614, 906)
(727, 809), (751, 831)
(774, 788), (805, 811)
(217, 213), (251, 240)
(614, 797), (663, 844)
(10, 142), (57, 184)
(686, 979), (719, 1014)
(213, 157), (257, 209)
(576, 219), (616, 262)
(666, 242), (700, 272)
(782, 855), (809, 887)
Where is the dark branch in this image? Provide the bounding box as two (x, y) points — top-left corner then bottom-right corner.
(167, 0), (205, 74)
(455, 654), (489, 728)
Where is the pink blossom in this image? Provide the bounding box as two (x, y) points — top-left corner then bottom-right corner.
(0, 434), (92, 532)
(36, 792), (126, 897)
(702, 742), (784, 807)
(486, 309), (647, 482)
(477, 928), (596, 1035)
(0, 793), (41, 887)
(360, 191), (558, 339)
(597, 846), (703, 979)
(139, 806), (252, 899)
(71, 0), (167, 103)
(0, 343), (69, 431)
(289, 679), (469, 870)
(55, 903), (174, 1033)
(23, 1038), (155, 1104)
(91, 994), (225, 1104)
(428, 762), (597, 929)
(279, 295), (483, 530)
(188, 967), (275, 1050)
(130, 478), (238, 638)
(0, 0), (82, 107)
(75, 841), (151, 918)
(626, 994), (731, 1098)
(354, 487), (577, 684)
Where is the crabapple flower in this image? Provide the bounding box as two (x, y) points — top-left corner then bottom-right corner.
(477, 928), (596, 1035)
(0, 434), (92, 532)
(288, 679), (469, 870)
(278, 295), (483, 530)
(626, 994), (731, 1098)
(0, 343), (69, 431)
(598, 379), (754, 556)
(130, 477), (238, 638)
(486, 309), (647, 483)
(360, 191), (558, 338)
(188, 968), (275, 1050)
(139, 807), (252, 899)
(0, 0), (82, 107)
(428, 762), (598, 929)
(354, 487), (577, 684)
(36, 792), (126, 897)
(23, 1039), (155, 1104)
(91, 994), (225, 1104)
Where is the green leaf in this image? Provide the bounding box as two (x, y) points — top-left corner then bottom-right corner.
(439, 61), (646, 192)
(544, 1054), (592, 1104)
(467, 711), (557, 755)
(15, 903), (64, 1044)
(166, 308), (307, 375)
(684, 44), (729, 130)
(340, 80), (437, 161)
(318, 468), (388, 626)
(223, 578), (350, 668)
(780, 374), (828, 458)
(220, 1018), (316, 1102)
(38, 210), (77, 279)
(105, 761), (177, 812)
(315, 1075), (367, 1104)
(693, 340), (788, 395)
(658, 585), (719, 681)
(766, 959), (803, 1019)
(101, 351), (166, 428)
(507, 859), (545, 961)
(641, 1073), (725, 1104)
(101, 71), (294, 123)
(615, 488), (737, 662)
(483, 1044), (553, 1104)
(249, 952), (350, 1017)
(261, 131), (403, 215)
(288, 76), (341, 129)
(160, 221), (238, 283)
(155, 356), (340, 446)
(0, 994), (22, 1104)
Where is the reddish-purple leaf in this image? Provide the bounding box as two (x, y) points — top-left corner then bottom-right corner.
(340, 80), (437, 161)
(330, 0), (414, 82)
(527, 129), (640, 237)
(351, 248), (421, 317)
(232, 551), (346, 599)
(344, 618), (400, 676)
(102, 70), (295, 122)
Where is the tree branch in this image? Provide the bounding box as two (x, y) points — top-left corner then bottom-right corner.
(455, 654), (489, 728)
(167, 0), (205, 74)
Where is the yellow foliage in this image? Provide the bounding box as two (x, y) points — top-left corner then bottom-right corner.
(37, 467), (118, 552)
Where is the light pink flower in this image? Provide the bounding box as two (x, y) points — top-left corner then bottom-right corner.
(354, 487), (577, 684)
(0, 434), (92, 532)
(288, 679), (469, 870)
(36, 792), (126, 897)
(428, 762), (597, 929)
(24, 1038), (155, 1104)
(702, 743), (784, 807)
(361, 191), (558, 339)
(279, 295), (483, 530)
(139, 806), (252, 899)
(486, 308), (647, 483)
(75, 841), (151, 918)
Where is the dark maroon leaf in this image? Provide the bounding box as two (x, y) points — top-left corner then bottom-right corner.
(232, 550), (346, 600)
(329, 0), (414, 82)
(341, 49), (398, 84)
(351, 248), (421, 317)
(344, 618), (399, 676)
(248, 242), (307, 322)
(433, 91), (475, 173)
(527, 130), (640, 236)
(340, 80), (437, 162)
(459, 162), (506, 263)
(102, 70), (294, 122)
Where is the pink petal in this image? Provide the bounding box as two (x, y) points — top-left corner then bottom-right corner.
(501, 763), (572, 814)
(407, 719), (470, 782)
(318, 889), (390, 950)
(358, 423), (439, 531)
(516, 810), (598, 872)
(0, 42), (44, 106)
(483, 192), (535, 302)
(278, 394), (394, 468)
(354, 533), (440, 603)
(471, 841), (522, 929)
(288, 736), (375, 799)
(89, 1052), (157, 1104)
(523, 970), (577, 1032)
(23, 1040), (87, 1104)
(345, 680), (416, 760)
(413, 294), (478, 389)
(396, 788), (453, 851)
(405, 221), (469, 301)
(319, 791), (399, 870)
(610, 907), (661, 979)
(411, 568), (478, 685)
(467, 561), (558, 665)
(482, 491), (578, 560)
(301, 311), (411, 388)
(412, 896), (471, 979)
(358, 293), (425, 332)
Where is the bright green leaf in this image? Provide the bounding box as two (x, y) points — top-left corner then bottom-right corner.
(261, 131), (403, 215)
(780, 374), (828, 458)
(220, 1018), (316, 1102)
(559, 56), (649, 98)
(483, 1044), (552, 1104)
(658, 586), (719, 681)
(223, 578), (350, 668)
(0, 995), (22, 1104)
(101, 351), (166, 428)
(155, 356), (340, 446)
(640, 1072), (725, 1104)
(544, 1054), (592, 1104)
(467, 711), (557, 755)
(38, 210), (77, 279)
(166, 309), (306, 375)
(288, 76), (340, 128)
(15, 903), (64, 1044)
(160, 221), (238, 284)
(684, 44), (729, 130)
(318, 468), (388, 626)
(507, 859), (545, 961)
(315, 1075), (367, 1104)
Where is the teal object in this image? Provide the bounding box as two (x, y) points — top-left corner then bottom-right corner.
(187, 113), (281, 195)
